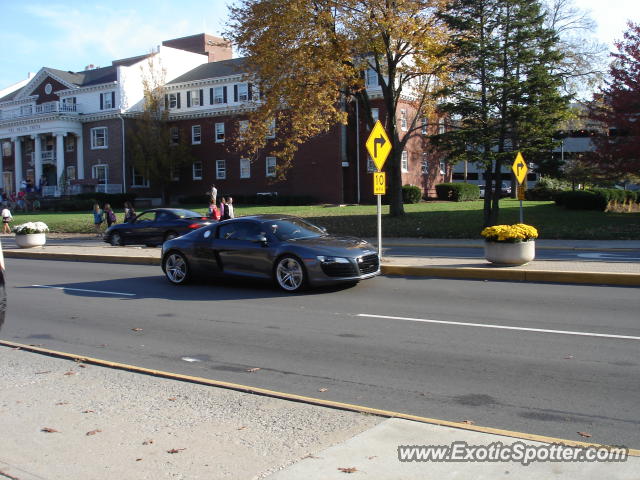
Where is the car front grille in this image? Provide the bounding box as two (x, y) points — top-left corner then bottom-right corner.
(320, 261), (358, 277)
(357, 254), (379, 275)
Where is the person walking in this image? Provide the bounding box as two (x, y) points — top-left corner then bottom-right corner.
(209, 184), (218, 205)
(92, 203), (104, 237)
(104, 203), (117, 228)
(1, 204), (12, 234)
(225, 196), (234, 219)
(208, 200), (221, 221)
(124, 201), (136, 223)
(219, 197), (228, 220)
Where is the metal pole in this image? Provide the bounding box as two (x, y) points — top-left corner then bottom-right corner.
(377, 193), (382, 259)
(519, 198), (523, 223)
(356, 98), (360, 204)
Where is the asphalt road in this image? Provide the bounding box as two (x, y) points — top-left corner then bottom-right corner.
(3, 258), (639, 448)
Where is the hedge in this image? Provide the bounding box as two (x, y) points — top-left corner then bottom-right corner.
(435, 183), (480, 202)
(402, 185), (423, 204)
(554, 191), (608, 211)
(178, 193), (317, 206)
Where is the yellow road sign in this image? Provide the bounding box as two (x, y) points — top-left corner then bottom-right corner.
(512, 152), (528, 185)
(366, 121), (392, 171)
(373, 172), (386, 195)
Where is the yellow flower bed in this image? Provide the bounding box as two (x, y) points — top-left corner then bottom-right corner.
(481, 224), (538, 243)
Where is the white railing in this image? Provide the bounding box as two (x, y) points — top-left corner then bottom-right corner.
(96, 184), (123, 194)
(41, 151), (56, 165)
(0, 101), (80, 121)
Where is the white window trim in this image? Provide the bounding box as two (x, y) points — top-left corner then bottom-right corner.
(266, 157), (276, 177)
(240, 158), (251, 179)
(400, 109), (407, 131)
(401, 151), (408, 172)
(216, 159), (226, 180)
(92, 164), (108, 185)
(90, 127), (108, 150)
(238, 83), (249, 102)
(66, 165), (76, 180)
(214, 86), (225, 104)
(192, 161), (203, 180)
(190, 89), (201, 107)
(266, 119), (276, 139)
(168, 93), (178, 109)
(191, 125), (201, 145)
(131, 166), (149, 187)
(215, 122), (225, 143)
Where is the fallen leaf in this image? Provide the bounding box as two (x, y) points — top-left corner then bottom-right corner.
(338, 467), (357, 473)
(246, 367), (261, 373)
(168, 397), (177, 401)
(367, 456), (377, 460)
(82, 410), (95, 414)
(35, 371), (51, 375)
(41, 427), (58, 433)
(237, 426), (246, 430)
(86, 429), (102, 436)
(142, 440), (154, 445)
(131, 328), (143, 332)
(318, 388), (328, 392)
(578, 432), (592, 438)
(64, 371), (76, 376)
(462, 420), (475, 425)
(136, 458), (143, 462)
(55, 402), (69, 406)
(167, 448), (186, 454)
(302, 453), (319, 459)
(78, 364), (87, 368)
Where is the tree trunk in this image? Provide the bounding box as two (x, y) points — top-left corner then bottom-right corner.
(388, 148), (405, 217)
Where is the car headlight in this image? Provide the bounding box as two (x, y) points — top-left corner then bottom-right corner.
(317, 256), (350, 263)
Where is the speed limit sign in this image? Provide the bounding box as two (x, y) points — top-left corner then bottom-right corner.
(373, 172), (386, 195)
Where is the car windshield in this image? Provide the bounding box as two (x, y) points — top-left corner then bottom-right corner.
(265, 218), (326, 241)
(170, 209), (203, 219)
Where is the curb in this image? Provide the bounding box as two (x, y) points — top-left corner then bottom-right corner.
(3, 341), (638, 457)
(5, 250), (640, 287)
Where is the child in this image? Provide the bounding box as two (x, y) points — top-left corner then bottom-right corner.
(104, 203), (117, 228)
(208, 201), (221, 221)
(1, 204), (12, 234)
(92, 203), (104, 237)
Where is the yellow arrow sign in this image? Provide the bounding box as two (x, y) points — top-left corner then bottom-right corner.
(512, 152), (528, 185)
(366, 120), (392, 171)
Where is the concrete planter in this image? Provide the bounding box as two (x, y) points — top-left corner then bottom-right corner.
(15, 233), (47, 248)
(484, 240), (535, 265)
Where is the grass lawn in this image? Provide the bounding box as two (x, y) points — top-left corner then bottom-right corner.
(7, 199), (640, 240)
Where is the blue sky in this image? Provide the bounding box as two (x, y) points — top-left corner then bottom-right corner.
(0, 0), (638, 89)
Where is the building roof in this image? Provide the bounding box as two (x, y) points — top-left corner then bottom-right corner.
(166, 58), (247, 84)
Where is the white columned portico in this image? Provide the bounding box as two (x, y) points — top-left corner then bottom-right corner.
(12, 136), (23, 192)
(55, 133), (65, 192)
(32, 134), (42, 188)
(76, 133), (84, 180)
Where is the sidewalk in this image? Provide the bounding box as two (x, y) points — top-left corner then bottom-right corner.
(3, 235), (640, 286)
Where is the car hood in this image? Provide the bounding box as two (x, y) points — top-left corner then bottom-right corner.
(287, 235), (376, 256)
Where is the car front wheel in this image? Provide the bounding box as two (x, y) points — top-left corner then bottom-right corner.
(274, 255), (306, 292)
(164, 252), (190, 285)
(110, 232), (124, 246)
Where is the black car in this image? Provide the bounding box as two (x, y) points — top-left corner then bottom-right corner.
(161, 214), (380, 292)
(104, 208), (212, 247)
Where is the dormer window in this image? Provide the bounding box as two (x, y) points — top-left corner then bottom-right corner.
(234, 83), (252, 102)
(100, 92), (115, 110)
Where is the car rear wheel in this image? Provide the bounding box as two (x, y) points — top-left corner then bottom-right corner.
(274, 255), (306, 292)
(110, 232), (124, 246)
(164, 252), (190, 285)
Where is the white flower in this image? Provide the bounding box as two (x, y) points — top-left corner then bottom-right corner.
(12, 221), (49, 235)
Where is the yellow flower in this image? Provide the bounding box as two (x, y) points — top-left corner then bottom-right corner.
(481, 224), (538, 243)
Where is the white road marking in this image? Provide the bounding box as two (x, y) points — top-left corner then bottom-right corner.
(357, 313), (640, 341)
(181, 357), (202, 363)
(32, 285), (136, 297)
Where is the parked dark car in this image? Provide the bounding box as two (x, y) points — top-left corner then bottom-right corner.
(104, 208), (212, 247)
(161, 214), (380, 292)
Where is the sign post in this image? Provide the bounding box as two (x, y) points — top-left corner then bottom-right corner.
(366, 121), (392, 259)
(511, 152), (529, 224)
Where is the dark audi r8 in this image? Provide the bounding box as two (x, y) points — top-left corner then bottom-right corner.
(161, 214), (380, 292)
(104, 208), (212, 247)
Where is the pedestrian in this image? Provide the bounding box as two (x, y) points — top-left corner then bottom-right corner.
(225, 196), (234, 219)
(1, 204), (12, 234)
(92, 203), (104, 237)
(124, 201), (136, 223)
(209, 184), (218, 205)
(208, 200), (221, 221)
(219, 197), (228, 220)
(104, 203), (117, 228)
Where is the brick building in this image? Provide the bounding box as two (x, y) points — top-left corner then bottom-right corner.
(0, 34), (447, 205)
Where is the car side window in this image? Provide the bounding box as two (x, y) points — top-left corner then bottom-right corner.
(218, 222), (262, 241)
(156, 212), (172, 222)
(135, 212), (155, 223)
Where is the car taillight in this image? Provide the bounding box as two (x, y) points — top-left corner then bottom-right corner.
(188, 223), (203, 229)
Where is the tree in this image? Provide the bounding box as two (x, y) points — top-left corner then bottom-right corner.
(589, 22), (640, 178)
(127, 57), (193, 205)
(433, 0), (570, 226)
(226, 0), (450, 216)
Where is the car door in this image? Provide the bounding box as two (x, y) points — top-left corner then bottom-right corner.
(124, 211), (158, 244)
(212, 221), (273, 278)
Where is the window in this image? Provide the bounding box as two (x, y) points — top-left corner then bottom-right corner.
(237, 83), (249, 101)
(213, 86), (226, 104)
(439, 161), (446, 175)
(167, 92), (181, 109)
(170, 127), (180, 145)
(66, 165), (76, 180)
(421, 154), (429, 174)
(400, 109), (407, 131)
(266, 119), (276, 139)
(438, 118), (445, 134)
(131, 167), (149, 187)
(421, 118), (428, 135)
(192, 161), (203, 180)
(100, 91), (115, 110)
(266, 157), (276, 177)
(62, 97), (76, 112)
(188, 89), (202, 107)
(192, 125), (201, 145)
(216, 159), (226, 179)
(218, 221), (263, 242)
(365, 68), (378, 87)
(90, 127), (108, 149)
(401, 151), (408, 172)
(65, 136), (75, 152)
(215, 122), (225, 143)
(238, 120), (249, 139)
(240, 158), (251, 179)
(92, 164), (108, 185)
(2, 141), (11, 157)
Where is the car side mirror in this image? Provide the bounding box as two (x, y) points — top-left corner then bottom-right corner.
(256, 235), (268, 245)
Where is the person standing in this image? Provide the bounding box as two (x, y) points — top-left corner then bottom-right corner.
(1, 204), (12, 234)
(124, 201), (136, 223)
(219, 197), (228, 220)
(225, 196), (234, 219)
(92, 203), (104, 237)
(209, 184), (218, 205)
(104, 203), (117, 228)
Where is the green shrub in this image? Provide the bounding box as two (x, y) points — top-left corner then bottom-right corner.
(592, 188), (625, 205)
(525, 185), (558, 201)
(435, 183), (480, 202)
(178, 193), (317, 206)
(558, 191), (608, 211)
(402, 185), (423, 204)
(624, 190), (638, 203)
